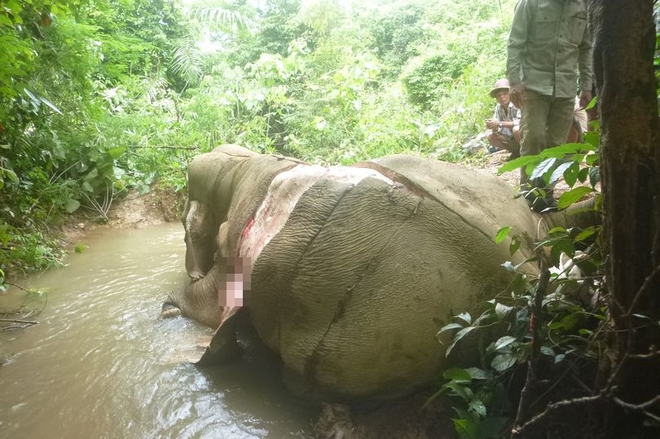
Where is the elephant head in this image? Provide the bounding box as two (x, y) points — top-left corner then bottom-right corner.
(164, 145), (597, 402)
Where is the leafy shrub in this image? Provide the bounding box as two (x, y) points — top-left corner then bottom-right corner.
(433, 131), (604, 438)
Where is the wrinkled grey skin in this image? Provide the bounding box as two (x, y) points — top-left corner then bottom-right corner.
(163, 144), (598, 402)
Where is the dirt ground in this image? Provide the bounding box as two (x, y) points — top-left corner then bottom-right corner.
(61, 185), (184, 244)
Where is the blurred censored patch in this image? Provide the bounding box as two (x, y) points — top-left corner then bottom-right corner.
(217, 257), (252, 307)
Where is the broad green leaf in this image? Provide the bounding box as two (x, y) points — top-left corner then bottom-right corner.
(495, 303), (513, 319)
(557, 187), (594, 209)
(585, 96), (598, 110)
(455, 312), (472, 325)
(530, 157), (558, 182)
(574, 227), (597, 242)
(65, 199), (81, 213)
(445, 326), (477, 357)
(2, 168), (18, 183)
(437, 322), (464, 337)
(577, 167), (590, 183)
(491, 353), (516, 372)
(564, 162), (580, 187)
(83, 168), (98, 182)
(539, 142), (596, 156)
(498, 155), (539, 174)
(494, 226), (510, 244)
(443, 367), (472, 382)
(585, 153), (600, 166)
(453, 418), (479, 438)
(493, 335), (517, 352)
(583, 131), (600, 148)
(541, 346), (555, 357)
(108, 147), (125, 159)
(549, 161), (573, 186)
(509, 235), (521, 255)
(465, 367), (490, 380)
(468, 399), (487, 417)
(589, 166), (600, 187)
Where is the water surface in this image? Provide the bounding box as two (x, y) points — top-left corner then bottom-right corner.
(0, 223), (314, 439)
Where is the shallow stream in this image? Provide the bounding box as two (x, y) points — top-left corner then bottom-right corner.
(0, 223), (314, 438)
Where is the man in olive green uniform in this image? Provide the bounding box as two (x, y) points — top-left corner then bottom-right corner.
(507, 0), (592, 210)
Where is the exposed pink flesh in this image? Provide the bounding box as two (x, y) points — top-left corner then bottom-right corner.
(237, 164), (394, 263)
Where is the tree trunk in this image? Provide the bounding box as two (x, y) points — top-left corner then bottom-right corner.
(592, 0), (660, 435)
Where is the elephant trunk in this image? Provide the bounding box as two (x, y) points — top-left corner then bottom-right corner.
(161, 268), (223, 329)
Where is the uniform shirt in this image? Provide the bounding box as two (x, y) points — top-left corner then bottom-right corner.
(493, 102), (521, 138)
(506, 0), (593, 98)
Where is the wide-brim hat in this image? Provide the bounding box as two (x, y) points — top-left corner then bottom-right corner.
(490, 78), (510, 98)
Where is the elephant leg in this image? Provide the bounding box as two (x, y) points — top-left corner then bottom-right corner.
(196, 306), (246, 366)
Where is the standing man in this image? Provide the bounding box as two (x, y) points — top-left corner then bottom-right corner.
(507, 0), (593, 210)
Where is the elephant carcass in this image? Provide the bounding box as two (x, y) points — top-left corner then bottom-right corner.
(169, 145), (545, 401)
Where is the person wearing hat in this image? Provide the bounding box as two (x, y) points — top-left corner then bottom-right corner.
(485, 78), (521, 159)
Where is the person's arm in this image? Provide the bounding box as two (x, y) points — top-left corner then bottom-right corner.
(578, 15), (594, 109)
(507, 0), (531, 108)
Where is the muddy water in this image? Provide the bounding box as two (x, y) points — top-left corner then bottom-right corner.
(0, 223), (314, 439)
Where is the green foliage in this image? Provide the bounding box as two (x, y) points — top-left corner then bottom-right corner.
(0, 0), (535, 277)
(434, 131), (604, 438)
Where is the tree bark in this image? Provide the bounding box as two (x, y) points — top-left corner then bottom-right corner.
(591, 0), (660, 435)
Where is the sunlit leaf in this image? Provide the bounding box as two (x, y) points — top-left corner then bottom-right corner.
(495, 303), (513, 319)
(445, 326), (477, 357)
(494, 226), (510, 244)
(557, 187), (595, 209)
(455, 312), (472, 325)
(530, 157), (558, 182)
(493, 335), (517, 351)
(549, 161), (573, 186)
(498, 155), (539, 174)
(442, 367), (472, 382)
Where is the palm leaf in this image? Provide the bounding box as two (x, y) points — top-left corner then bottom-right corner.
(170, 46), (203, 87)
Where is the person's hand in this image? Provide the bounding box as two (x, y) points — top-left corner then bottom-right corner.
(509, 82), (525, 108)
(579, 90), (593, 110)
(485, 119), (499, 130)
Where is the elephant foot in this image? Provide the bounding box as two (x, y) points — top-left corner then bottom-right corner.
(314, 403), (355, 439)
(196, 307), (245, 366)
(161, 302), (182, 319)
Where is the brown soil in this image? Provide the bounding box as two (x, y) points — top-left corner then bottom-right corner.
(61, 185), (185, 244)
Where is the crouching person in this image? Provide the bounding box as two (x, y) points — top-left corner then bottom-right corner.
(485, 78), (521, 160)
